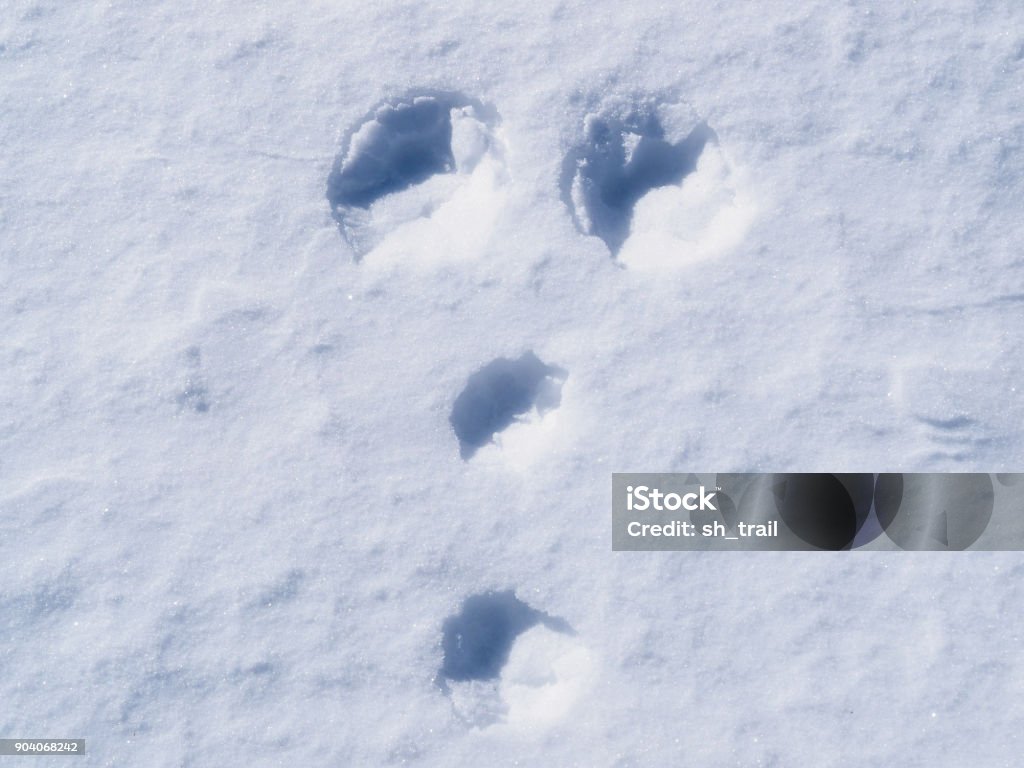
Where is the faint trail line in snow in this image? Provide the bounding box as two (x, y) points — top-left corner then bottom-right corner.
(876, 294), (1024, 316)
(248, 149), (324, 162)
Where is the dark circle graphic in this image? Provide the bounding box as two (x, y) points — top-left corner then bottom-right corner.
(772, 474), (873, 550)
(875, 473), (993, 550)
(996, 473), (1024, 487)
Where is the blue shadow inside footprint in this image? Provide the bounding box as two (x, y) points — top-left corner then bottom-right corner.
(563, 110), (715, 254)
(439, 591), (572, 686)
(326, 96), (457, 210)
(449, 351), (566, 460)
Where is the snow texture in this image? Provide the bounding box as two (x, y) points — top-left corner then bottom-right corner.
(3, 0), (1024, 765)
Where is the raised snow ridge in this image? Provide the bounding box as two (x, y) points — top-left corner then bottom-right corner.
(450, 352), (566, 460)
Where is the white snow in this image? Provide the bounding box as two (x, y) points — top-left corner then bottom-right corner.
(499, 625), (593, 730)
(618, 142), (756, 270)
(2, 0), (1024, 765)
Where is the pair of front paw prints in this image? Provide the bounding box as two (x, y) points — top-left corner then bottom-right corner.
(326, 89), (755, 462)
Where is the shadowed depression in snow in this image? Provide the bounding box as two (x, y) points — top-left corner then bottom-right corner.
(450, 352), (567, 459)
(327, 96), (460, 210)
(562, 108), (715, 254)
(438, 591), (572, 686)
(325, 90), (500, 258)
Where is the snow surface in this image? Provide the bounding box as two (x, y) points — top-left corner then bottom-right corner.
(3, 0), (1024, 765)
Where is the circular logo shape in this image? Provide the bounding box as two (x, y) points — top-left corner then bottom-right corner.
(772, 474), (874, 550)
(874, 473), (993, 550)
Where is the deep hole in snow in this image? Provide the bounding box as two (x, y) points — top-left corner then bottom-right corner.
(439, 591), (572, 686)
(562, 108), (715, 254)
(326, 91), (491, 211)
(327, 97), (453, 210)
(326, 90), (501, 259)
(449, 351), (567, 460)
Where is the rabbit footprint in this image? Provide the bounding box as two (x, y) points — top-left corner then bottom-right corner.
(327, 91), (508, 264)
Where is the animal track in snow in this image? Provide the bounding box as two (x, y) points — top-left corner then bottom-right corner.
(450, 352), (567, 460)
(439, 591), (569, 684)
(438, 591), (589, 729)
(326, 91), (508, 261)
(562, 99), (755, 268)
(892, 363), (1007, 465)
(176, 346), (210, 413)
